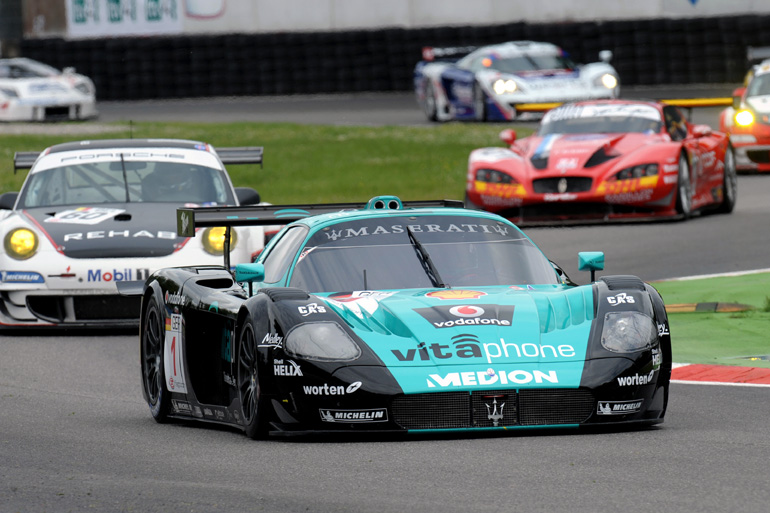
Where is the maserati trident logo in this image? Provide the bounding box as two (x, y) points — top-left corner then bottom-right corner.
(180, 211), (189, 234)
(485, 396), (505, 426)
(557, 177), (568, 193)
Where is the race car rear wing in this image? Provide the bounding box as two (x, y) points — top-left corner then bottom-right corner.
(12, 146), (263, 173)
(177, 196), (465, 271)
(513, 98), (733, 115)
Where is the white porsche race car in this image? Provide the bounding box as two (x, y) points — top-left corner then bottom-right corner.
(0, 58), (97, 122)
(414, 41), (620, 122)
(0, 139), (272, 328)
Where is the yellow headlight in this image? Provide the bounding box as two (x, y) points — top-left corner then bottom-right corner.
(601, 74), (618, 89)
(4, 228), (38, 260)
(735, 109), (755, 127)
(202, 227), (238, 255)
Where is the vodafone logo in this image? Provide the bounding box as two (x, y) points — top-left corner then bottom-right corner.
(415, 304), (514, 329)
(448, 305), (485, 318)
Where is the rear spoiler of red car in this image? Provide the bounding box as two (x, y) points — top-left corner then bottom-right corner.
(12, 146), (263, 173)
(513, 98), (733, 115)
(177, 196), (465, 270)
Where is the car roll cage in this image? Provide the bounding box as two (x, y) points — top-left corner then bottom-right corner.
(177, 196), (465, 272)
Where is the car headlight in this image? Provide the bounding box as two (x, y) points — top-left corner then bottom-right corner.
(735, 109), (755, 127)
(0, 87), (18, 98)
(601, 311), (657, 353)
(613, 164), (658, 181)
(476, 168), (517, 184)
(493, 79), (518, 95)
(4, 228), (38, 260)
(202, 227), (238, 255)
(285, 322), (361, 361)
(74, 82), (92, 95)
(594, 74), (618, 90)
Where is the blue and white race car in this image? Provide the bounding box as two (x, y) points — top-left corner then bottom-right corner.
(414, 41), (620, 122)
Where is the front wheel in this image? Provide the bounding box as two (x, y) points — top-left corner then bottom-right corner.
(674, 152), (692, 217)
(237, 319), (269, 439)
(716, 145), (737, 214)
(423, 81), (438, 122)
(141, 294), (171, 422)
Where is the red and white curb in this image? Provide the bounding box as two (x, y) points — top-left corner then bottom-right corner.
(672, 363), (770, 387)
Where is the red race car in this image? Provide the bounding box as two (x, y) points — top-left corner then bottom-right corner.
(719, 61), (770, 172)
(466, 99), (737, 224)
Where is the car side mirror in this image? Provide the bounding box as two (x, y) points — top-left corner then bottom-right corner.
(578, 251), (605, 282)
(499, 129), (517, 146)
(235, 262), (265, 295)
(235, 187), (261, 205)
(692, 124), (712, 137)
(599, 50), (613, 63)
(0, 191), (18, 210)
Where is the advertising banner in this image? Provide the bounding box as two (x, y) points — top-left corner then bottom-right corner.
(66, 0), (183, 38)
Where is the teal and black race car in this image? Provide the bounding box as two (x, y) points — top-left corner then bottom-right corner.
(126, 195), (671, 438)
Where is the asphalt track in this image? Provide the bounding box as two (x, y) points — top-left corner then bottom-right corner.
(2, 87), (769, 513)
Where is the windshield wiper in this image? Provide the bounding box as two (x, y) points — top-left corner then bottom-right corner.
(406, 226), (447, 288)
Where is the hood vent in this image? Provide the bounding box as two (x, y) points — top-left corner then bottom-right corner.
(584, 145), (618, 168)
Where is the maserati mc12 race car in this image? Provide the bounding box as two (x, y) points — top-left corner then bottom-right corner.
(466, 99), (737, 224)
(122, 196), (671, 438)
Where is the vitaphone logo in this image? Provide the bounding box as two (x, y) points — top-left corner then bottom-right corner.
(415, 304), (514, 329)
(391, 334), (576, 364)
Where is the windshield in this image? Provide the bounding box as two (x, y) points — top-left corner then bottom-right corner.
(490, 54), (574, 73)
(287, 215), (558, 293)
(747, 74), (770, 96)
(539, 103), (662, 136)
(18, 160), (235, 208)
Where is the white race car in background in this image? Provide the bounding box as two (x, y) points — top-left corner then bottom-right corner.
(0, 57), (98, 122)
(0, 139), (272, 328)
(414, 41), (620, 122)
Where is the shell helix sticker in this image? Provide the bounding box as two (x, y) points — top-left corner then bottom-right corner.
(164, 313), (187, 393)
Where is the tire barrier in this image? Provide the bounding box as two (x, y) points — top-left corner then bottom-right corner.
(19, 14), (766, 101)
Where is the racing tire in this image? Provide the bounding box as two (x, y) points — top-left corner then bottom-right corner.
(716, 145), (737, 214)
(141, 294), (172, 423)
(237, 319), (269, 439)
(423, 81), (438, 122)
(674, 152), (693, 217)
(473, 83), (487, 122)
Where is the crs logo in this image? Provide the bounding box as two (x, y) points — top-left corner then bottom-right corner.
(607, 293), (635, 306)
(298, 303), (326, 316)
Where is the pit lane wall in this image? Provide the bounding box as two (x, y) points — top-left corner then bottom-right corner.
(16, 0), (770, 100)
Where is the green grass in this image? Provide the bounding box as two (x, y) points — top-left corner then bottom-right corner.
(0, 121), (527, 203)
(653, 273), (770, 368)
